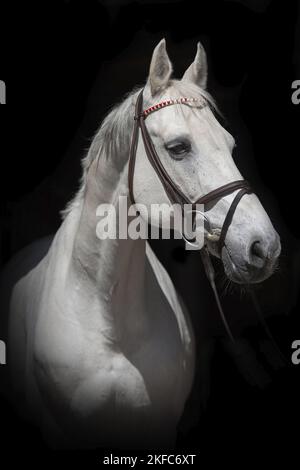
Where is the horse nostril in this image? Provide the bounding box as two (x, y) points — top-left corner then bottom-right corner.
(249, 240), (266, 268)
(251, 240), (265, 258)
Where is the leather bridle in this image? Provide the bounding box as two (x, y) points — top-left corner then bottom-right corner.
(127, 88), (286, 355)
(126, 88), (255, 341)
(128, 89), (253, 254)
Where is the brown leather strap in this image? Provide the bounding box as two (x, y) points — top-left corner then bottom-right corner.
(129, 90), (191, 206)
(128, 90), (144, 205)
(127, 89), (256, 344)
(139, 116), (191, 206)
(128, 89), (253, 253)
(218, 187), (252, 251)
(194, 180), (251, 206)
(128, 90), (282, 354)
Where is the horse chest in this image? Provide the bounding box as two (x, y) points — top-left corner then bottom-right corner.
(117, 307), (192, 412)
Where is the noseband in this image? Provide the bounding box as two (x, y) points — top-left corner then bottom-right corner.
(128, 89), (252, 253)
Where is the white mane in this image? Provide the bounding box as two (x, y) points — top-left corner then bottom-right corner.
(61, 80), (216, 219)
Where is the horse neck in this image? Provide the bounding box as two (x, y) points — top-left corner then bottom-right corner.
(66, 156), (148, 341)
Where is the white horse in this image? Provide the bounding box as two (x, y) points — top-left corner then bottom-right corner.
(8, 40), (281, 448)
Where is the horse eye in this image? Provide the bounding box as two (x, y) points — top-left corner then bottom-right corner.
(166, 141), (191, 159)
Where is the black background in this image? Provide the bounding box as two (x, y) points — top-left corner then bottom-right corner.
(0, 0), (300, 466)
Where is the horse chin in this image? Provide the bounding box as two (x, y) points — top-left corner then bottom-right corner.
(220, 246), (275, 285)
(221, 249), (250, 284)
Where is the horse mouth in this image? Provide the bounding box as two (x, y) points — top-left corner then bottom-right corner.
(221, 246), (277, 284)
(221, 248), (248, 283)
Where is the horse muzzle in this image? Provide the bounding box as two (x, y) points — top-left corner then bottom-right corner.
(221, 233), (281, 284)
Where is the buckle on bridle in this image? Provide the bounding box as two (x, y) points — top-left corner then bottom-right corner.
(181, 209), (220, 249)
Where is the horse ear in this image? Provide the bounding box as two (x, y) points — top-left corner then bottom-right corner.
(147, 39), (173, 96)
(182, 42), (208, 89)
